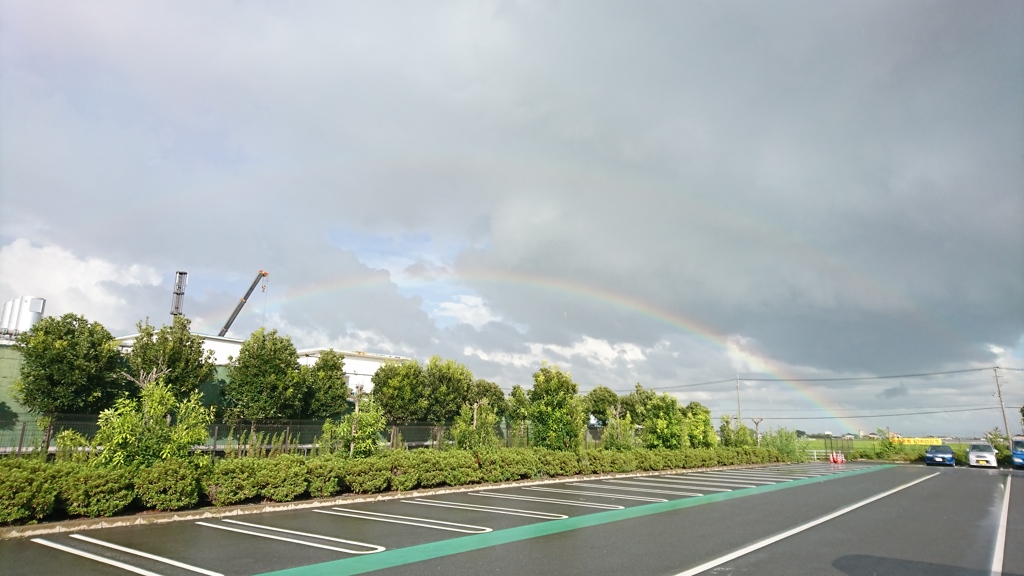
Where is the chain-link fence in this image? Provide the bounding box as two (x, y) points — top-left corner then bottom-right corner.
(0, 413), (608, 456)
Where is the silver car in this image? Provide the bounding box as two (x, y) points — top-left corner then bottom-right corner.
(967, 443), (998, 468)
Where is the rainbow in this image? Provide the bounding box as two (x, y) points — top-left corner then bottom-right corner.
(210, 266), (895, 431)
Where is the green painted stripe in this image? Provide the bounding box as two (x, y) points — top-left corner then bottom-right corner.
(259, 465), (892, 576)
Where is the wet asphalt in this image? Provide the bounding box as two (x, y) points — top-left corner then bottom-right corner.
(1, 463), (1020, 576)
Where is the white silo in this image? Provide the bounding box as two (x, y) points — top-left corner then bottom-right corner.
(0, 300), (11, 335)
(13, 297), (45, 333)
(6, 298), (21, 334)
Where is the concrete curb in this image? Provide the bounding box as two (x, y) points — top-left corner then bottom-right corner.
(0, 462), (806, 540)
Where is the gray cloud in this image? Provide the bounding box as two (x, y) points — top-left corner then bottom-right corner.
(1, 1), (1021, 436)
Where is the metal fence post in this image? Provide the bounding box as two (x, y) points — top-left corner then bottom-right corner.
(211, 425), (219, 464)
(15, 422), (26, 458)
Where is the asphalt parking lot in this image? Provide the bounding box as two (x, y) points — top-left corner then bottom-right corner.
(1, 462), (1020, 576)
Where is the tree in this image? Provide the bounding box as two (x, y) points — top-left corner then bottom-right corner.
(719, 415), (755, 448)
(469, 379), (508, 421)
(451, 401), (500, 451)
(640, 393), (687, 450)
(330, 397), (386, 458)
(222, 328), (303, 421)
(586, 386), (620, 426)
(14, 313), (130, 417)
(91, 379), (214, 468)
(528, 363), (586, 451)
(371, 360), (426, 447)
(124, 316), (216, 398)
(507, 384), (531, 447)
(621, 383), (656, 424)
(681, 401), (717, 448)
(422, 356), (473, 446)
(300, 349), (350, 418)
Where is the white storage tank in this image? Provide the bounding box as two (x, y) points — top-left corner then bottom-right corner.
(13, 297), (45, 333)
(0, 300), (11, 334)
(5, 298), (21, 334)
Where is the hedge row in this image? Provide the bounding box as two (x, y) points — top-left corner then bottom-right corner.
(1, 446), (784, 525)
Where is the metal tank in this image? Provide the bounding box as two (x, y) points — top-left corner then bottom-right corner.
(13, 297), (45, 333)
(0, 300), (11, 335)
(6, 298), (21, 334)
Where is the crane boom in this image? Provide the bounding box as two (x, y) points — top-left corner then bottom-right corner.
(219, 270), (269, 337)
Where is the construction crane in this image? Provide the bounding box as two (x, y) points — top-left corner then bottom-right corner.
(219, 270), (269, 337)
(170, 271), (188, 316)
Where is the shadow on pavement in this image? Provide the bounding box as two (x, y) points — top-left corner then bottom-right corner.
(834, 554), (1021, 576)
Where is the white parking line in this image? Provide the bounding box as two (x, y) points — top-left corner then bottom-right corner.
(597, 479), (711, 494)
(404, 499), (568, 519)
(569, 482), (710, 497)
(219, 519), (384, 553)
(523, 486), (668, 502)
(32, 538), (164, 576)
(316, 508), (492, 533)
(636, 476), (756, 488)
(686, 472), (776, 484)
(471, 492), (625, 509)
(68, 534), (224, 575)
(671, 472), (940, 576)
(197, 521), (386, 554)
(991, 476), (1012, 576)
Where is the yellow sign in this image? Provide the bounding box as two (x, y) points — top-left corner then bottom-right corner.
(893, 437), (943, 445)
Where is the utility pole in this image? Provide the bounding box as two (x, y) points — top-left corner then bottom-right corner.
(994, 367), (1012, 444)
(751, 418), (763, 447)
(735, 375), (743, 422)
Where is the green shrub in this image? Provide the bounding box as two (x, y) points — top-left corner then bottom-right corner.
(536, 449), (580, 477)
(60, 464), (136, 518)
(387, 451), (419, 492)
(205, 458), (261, 506)
(0, 458), (60, 524)
(257, 455), (308, 502)
(410, 450), (480, 487)
(306, 455), (348, 498)
(136, 458), (202, 511)
(477, 449), (541, 483)
(344, 456), (392, 494)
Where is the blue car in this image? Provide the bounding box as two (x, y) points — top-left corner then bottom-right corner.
(925, 444), (955, 466)
(1012, 440), (1024, 470)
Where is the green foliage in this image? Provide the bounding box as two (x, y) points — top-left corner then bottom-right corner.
(223, 328), (303, 420)
(92, 380), (214, 468)
(601, 412), (639, 451)
(337, 398), (387, 458)
(451, 401), (501, 451)
(300, 350), (350, 418)
(579, 449), (638, 474)
(620, 383), (656, 424)
(528, 364), (586, 451)
(372, 360), (426, 448)
(875, 428), (903, 457)
(257, 454), (307, 502)
(535, 448), (581, 477)
(759, 428), (808, 462)
(343, 455), (392, 493)
(506, 385), (531, 448)
(470, 379), (508, 420)
(60, 463), (136, 518)
(681, 402), (717, 448)
(54, 429), (92, 463)
(585, 386), (620, 426)
(125, 316), (216, 398)
(422, 356), (473, 426)
(136, 458), (202, 511)
(984, 427), (1010, 454)
(719, 415), (755, 448)
(306, 455), (349, 498)
(205, 458), (262, 506)
(13, 313), (131, 415)
(0, 458), (60, 523)
(640, 393), (688, 450)
(476, 449), (542, 483)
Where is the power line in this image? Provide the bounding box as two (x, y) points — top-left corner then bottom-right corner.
(718, 404), (1003, 413)
(741, 367), (990, 382)
(756, 406), (998, 420)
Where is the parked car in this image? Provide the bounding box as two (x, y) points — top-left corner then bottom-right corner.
(924, 444), (955, 466)
(966, 443), (997, 468)
(1012, 440), (1024, 470)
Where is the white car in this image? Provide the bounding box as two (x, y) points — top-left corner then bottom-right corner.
(967, 443), (998, 468)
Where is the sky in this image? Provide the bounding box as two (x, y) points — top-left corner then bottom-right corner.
(1, 1), (1022, 438)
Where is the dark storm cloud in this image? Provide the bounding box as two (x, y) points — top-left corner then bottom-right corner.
(1, 1), (1021, 435)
